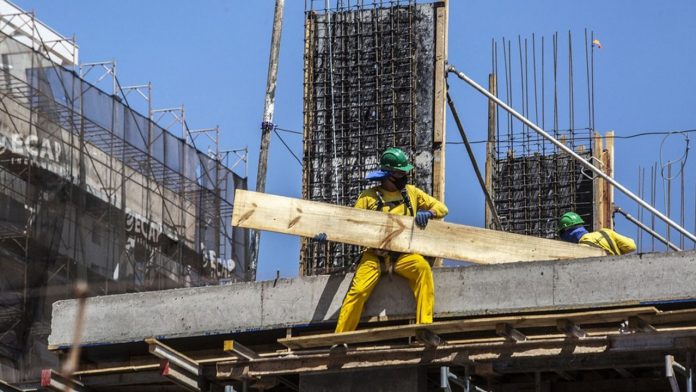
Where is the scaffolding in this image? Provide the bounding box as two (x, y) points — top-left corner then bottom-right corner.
(0, 8), (249, 382)
(301, 0), (444, 275)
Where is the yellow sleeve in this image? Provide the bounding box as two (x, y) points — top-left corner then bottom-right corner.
(411, 186), (448, 218)
(354, 189), (377, 211)
(608, 229), (637, 255)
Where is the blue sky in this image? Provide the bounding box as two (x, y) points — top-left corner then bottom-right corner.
(15, 1), (696, 280)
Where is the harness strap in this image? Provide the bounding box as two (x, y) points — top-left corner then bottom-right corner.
(580, 229), (620, 255)
(598, 229), (620, 255)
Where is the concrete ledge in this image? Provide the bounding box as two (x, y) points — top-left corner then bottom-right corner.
(49, 251), (696, 347)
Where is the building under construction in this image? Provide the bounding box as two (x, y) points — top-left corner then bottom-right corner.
(0, 1), (250, 383)
(3, 1), (696, 392)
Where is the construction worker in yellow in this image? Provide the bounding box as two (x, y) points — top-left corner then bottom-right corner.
(558, 212), (636, 255)
(330, 147), (448, 333)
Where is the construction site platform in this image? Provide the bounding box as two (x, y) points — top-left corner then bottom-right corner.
(50, 250), (696, 349)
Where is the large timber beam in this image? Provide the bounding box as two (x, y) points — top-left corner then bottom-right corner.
(231, 190), (604, 265)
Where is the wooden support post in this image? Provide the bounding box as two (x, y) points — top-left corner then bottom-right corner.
(496, 323), (527, 343)
(0, 380), (27, 392)
(146, 338), (200, 377)
(224, 340), (260, 361)
(432, 1), (448, 268)
(592, 131), (605, 231)
(628, 316), (657, 333)
(485, 73), (497, 230)
(556, 319), (588, 339)
(160, 360), (200, 392)
(416, 328), (445, 349)
(432, 0), (448, 202)
(40, 369), (88, 392)
(603, 131), (615, 229)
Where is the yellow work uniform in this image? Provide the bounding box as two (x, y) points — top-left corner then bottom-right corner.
(579, 228), (637, 255)
(335, 184), (448, 333)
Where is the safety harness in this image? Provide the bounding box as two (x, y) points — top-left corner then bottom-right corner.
(580, 229), (620, 256)
(372, 188), (414, 277)
(337, 187), (415, 275)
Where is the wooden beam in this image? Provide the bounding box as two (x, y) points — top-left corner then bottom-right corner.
(277, 307), (657, 349)
(592, 132), (605, 231)
(224, 340), (260, 361)
(484, 73), (497, 230)
(232, 190), (605, 265)
(628, 316), (657, 333)
(431, 1), (448, 203)
(557, 319), (588, 339)
(603, 131), (615, 229)
(496, 323), (527, 343)
(415, 328), (445, 349)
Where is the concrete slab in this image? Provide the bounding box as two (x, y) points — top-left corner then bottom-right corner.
(49, 251), (696, 348)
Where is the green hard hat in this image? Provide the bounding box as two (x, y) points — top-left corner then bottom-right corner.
(380, 147), (414, 172)
(558, 211), (585, 232)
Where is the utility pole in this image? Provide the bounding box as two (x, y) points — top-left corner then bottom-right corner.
(251, 0), (285, 281)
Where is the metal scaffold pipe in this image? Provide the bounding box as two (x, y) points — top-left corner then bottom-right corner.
(447, 64), (696, 245)
(614, 207), (681, 252)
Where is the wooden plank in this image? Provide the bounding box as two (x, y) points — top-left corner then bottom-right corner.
(603, 131), (615, 229)
(484, 73), (497, 230)
(592, 132), (604, 231)
(224, 340), (260, 361)
(277, 307), (658, 349)
(431, 1), (448, 203)
(232, 190), (605, 265)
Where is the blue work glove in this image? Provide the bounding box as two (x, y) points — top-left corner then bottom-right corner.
(313, 232), (328, 242)
(415, 211), (434, 229)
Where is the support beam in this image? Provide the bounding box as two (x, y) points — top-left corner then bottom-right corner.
(431, 0), (448, 203)
(160, 360), (200, 392)
(628, 316), (657, 333)
(224, 340), (260, 361)
(496, 323), (527, 343)
(592, 132), (605, 231)
(232, 190), (605, 266)
(0, 380), (35, 392)
(557, 319), (588, 339)
(484, 73), (497, 231)
(415, 328), (445, 349)
(603, 131), (615, 229)
(278, 307), (656, 349)
(40, 369), (88, 392)
(224, 331), (696, 378)
(146, 338), (200, 376)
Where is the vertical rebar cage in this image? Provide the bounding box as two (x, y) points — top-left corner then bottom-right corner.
(488, 33), (597, 238)
(302, 0), (439, 275)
